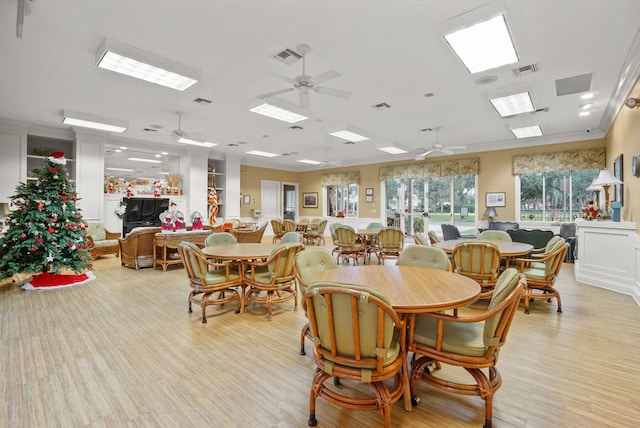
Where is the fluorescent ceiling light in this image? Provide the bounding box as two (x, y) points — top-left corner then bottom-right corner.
(579, 111), (590, 116)
(245, 150), (280, 158)
(63, 110), (128, 133)
(510, 125), (542, 139)
(489, 91), (534, 117)
(376, 142), (408, 154)
(444, 14), (518, 74)
(581, 93), (594, 100)
(297, 159), (323, 165)
(96, 39), (199, 91)
(106, 167), (135, 172)
(177, 136), (217, 148)
(128, 157), (162, 164)
(328, 124), (370, 142)
(249, 98), (308, 123)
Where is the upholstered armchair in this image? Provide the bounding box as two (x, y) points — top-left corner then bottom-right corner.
(407, 269), (525, 428)
(452, 240), (501, 298)
(243, 243), (303, 320)
(559, 222), (577, 262)
(270, 219), (285, 243)
(118, 226), (161, 269)
(487, 220), (519, 231)
(478, 230), (512, 242)
(397, 246), (451, 271)
(305, 219), (327, 246)
(177, 242), (242, 323)
(413, 232), (428, 246)
(294, 248), (337, 355)
(507, 229), (554, 252)
(302, 282), (409, 428)
(428, 230), (440, 245)
(376, 227), (404, 264)
(335, 226), (367, 265)
(87, 223), (120, 259)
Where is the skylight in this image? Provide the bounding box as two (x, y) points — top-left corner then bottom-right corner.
(444, 14), (518, 74)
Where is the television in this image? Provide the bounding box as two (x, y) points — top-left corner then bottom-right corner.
(122, 198), (170, 236)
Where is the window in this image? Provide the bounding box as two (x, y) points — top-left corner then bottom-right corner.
(384, 174), (476, 235)
(519, 168), (598, 221)
(326, 184), (358, 217)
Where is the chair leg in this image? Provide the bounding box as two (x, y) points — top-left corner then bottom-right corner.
(300, 324), (310, 355)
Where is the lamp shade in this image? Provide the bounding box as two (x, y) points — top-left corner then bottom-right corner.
(483, 207), (498, 218)
(591, 169), (622, 186)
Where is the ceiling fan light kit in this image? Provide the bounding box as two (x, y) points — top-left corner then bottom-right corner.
(95, 39), (200, 91)
(63, 110), (128, 133)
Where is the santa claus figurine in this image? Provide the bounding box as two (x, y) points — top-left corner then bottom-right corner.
(125, 181), (134, 198)
(173, 211), (186, 230)
(153, 181), (162, 198)
(160, 210), (174, 232)
(190, 211), (203, 230)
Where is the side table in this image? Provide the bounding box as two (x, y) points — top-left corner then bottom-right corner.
(153, 231), (212, 271)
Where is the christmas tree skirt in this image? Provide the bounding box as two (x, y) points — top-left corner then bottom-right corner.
(22, 271), (96, 290)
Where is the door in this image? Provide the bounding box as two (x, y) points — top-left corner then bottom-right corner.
(261, 180), (280, 234)
(283, 183), (297, 220)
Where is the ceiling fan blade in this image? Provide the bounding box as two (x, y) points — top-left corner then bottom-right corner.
(312, 69), (341, 84)
(299, 90), (311, 108)
(449, 145), (467, 150)
(313, 86), (353, 99)
(264, 71), (296, 84)
(441, 149), (455, 155)
(256, 88), (294, 99)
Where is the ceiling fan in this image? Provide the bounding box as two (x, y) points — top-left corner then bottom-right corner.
(257, 44), (353, 108)
(415, 128), (466, 160)
(316, 147), (343, 166)
(170, 112), (216, 148)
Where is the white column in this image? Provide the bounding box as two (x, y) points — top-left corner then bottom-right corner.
(73, 129), (105, 222)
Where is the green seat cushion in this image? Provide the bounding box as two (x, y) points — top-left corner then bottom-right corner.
(88, 224), (106, 241)
(203, 270), (241, 285)
(414, 316), (486, 357)
(522, 266), (547, 280)
(93, 239), (118, 248)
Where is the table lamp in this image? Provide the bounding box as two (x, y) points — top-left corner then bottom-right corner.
(483, 206), (498, 221)
(586, 181), (602, 210)
(590, 169), (622, 218)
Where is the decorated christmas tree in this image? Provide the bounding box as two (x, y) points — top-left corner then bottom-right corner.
(0, 151), (93, 282)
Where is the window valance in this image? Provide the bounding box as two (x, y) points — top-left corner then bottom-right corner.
(320, 171), (360, 186)
(512, 147), (605, 174)
(378, 157), (479, 181)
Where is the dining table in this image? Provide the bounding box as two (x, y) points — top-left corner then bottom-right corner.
(201, 243), (279, 313)
(311, 264), (481, 411)
(433, 239), (533, 257)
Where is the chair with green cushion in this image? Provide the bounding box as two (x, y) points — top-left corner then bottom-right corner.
(283, 219), (296, 233)
(305, 219), (327, 246)
(243, 243), (304, 320)
(428, 230), (440, 245)
(478, 230), (512, 243)
(397, 245), (451, 271)
(87, 223), (120, 258)
(328, 222), (343, 254)
(302, 281), (409, 428)
(280, 231), (303, 244)
(271, 219), (285, 243)
(407, 268), (526, 428)
(335, 226), (367, 265)
(366, 222), (385, 231)
(452, 241), (501, 299)
(294, 248), (337, 355)
(204, 231), (237, 247)
(177, 242), (242, 323)
(413, 232), (428, 246)
(376, 227), (404, 264)
(513, 237), (568, 313)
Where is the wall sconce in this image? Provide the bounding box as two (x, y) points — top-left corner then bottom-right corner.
(625, 98), (639, 109)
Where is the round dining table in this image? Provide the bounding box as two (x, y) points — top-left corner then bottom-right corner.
(201, 242), (279, 260)
(434, 239), (533, 257)
(311, 265), (481, 314)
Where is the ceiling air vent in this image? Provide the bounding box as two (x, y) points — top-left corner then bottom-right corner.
(193, 97), (212, 104)
(143, 128), (158, 132)
(271, 48), (303, 65)
(555, 72), (592, 96)
(289, 125), (304, 130)
(513, 63), (539, 77)
(371, 102), (391, 110)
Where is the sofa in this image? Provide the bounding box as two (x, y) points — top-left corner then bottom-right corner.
(87, 223), (121, 258)
(507, 229), (555, 251)
(487, 221), (520, 231)
(118, 227), (161, 269)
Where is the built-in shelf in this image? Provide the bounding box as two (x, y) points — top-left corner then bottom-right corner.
(207, 159), (225, 220)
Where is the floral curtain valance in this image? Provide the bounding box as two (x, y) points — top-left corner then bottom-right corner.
(320, 170), (360, 186)
(512, 147), (605, 174)
(378, 157), (479, 181)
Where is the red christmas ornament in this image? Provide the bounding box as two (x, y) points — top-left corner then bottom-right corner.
(20, 233), (26, 239)
(30, 247), (37, 252)
(48, 227), (55, 233)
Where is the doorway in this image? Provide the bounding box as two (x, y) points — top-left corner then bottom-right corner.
(283, 183), (297, 220)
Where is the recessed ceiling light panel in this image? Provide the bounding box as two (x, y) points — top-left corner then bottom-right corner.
(245, 150), (280, 158)
(510, 125), (542, 139)
(63, 110), (128, 133)
(248, 99), (308, 123)
(489, 91), (534, 117)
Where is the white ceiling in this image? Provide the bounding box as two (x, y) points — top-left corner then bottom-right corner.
(2, 0), (640, 180)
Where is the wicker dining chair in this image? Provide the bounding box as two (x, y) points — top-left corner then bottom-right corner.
(452, 240), (501, 299)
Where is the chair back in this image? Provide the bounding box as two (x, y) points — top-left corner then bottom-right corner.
(303, 281), (404, 370)
(559, 223), (576, 239)
(281, 231), (303, 244)
(488, 221), (519, 231)
(483, 268), (526, 350)
(452, 241), (501, 285)
(377, 227), (404, 256)
(413, 232), (428, 246)
(314, 219), (328, 234)
(397, 246), (451, 271)
(335, 226), (357, 245)
(441, 223), (461, 240)
(366, 222), (385, 231)
(294, 248), (337, 293)
(329, 222), (343, 244)
(267, 243), (304, 284)
(232, 222), (267, 243)
(309, 218), (321, 226)
(87, 223), (107, 241)
(283, 219), (296, 232)
(205, 232), (237, 247)
(271, 219), (284, 234)
(427, 231), (440, 245)
(478, 230), (512, 242)
(542, 240), (568, 277)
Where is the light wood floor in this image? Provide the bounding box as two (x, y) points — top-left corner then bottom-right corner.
(2, 242), (640, 427)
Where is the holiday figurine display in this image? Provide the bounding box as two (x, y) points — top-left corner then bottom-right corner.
(160, 209), (174, 231)
(125, 181), (134, 198)
(174, 211), (186, 230)
(0, 151), (93, 282)
(190, 211), (203, 230)
(208, 188), (219, 225)
(153, 181), (162, 198)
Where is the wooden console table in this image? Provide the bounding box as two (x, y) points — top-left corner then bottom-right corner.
(153, 231), (212, 271)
